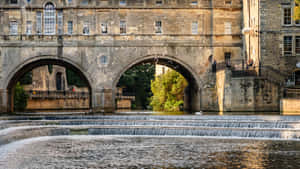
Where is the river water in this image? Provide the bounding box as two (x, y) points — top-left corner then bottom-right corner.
(1, 115), (300, 168)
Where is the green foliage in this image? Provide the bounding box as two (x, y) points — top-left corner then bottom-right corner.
(295, 0), (300, 20)
(48, 64), (53, 74)
(66, 68), (88, 87)
(19, 71), (32, 85)
(14, 82), (28, 112)
(150, 69), (188, 112)
(118, 63), (155, 109)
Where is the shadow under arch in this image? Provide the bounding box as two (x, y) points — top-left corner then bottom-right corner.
(113, 55), (202, 112)
(5, 57), (93, 112)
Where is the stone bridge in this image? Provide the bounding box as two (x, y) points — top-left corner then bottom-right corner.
(0, 39), (210, 112)
(0, 0), (290, 113)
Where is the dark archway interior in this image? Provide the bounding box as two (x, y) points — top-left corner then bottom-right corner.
(116, 58), (200, 112)
(6, 59), (92, 112)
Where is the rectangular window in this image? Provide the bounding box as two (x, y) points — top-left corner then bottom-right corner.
(296, 36), (300, 55)
(81, 0), (88, 5)
(83, 22), (89, 35)
(101, 23), (108, 34)
(67, 21), (73, 35)
(68, 0), (72, 3)
(10, 0), (18, 4)
(120, 21), (126, 34)
(119, 0), (126, 5)
(224, 22), (231, 34)
(192, 21), (198, 34)
(36, 11), (42, 34)
(225, 52), (231, 67)
(284, 36), (293, 55)
(156, 0), (163, 5)
(225, 0), (232, 5)
(10, 21), (18, 35)
(155, 21), (162, 34)
(190, 0), (197, 5)
(283, 8), (292, 25)
(57, 11), (63, 35)
(26, 21), (32, 35)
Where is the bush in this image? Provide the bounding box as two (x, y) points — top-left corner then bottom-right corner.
(150, 69), (187, 112)
(14, 82), (28, 112)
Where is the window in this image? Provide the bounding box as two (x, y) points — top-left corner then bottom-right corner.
(156, 0), (163, 5)
(57, 11), (63, 35)
(225, 52), (231, 67)
(83, 22), (90, 35)
(225, 0), (232, 5)
(10, 21), (18, 35)
(68, 0), (72, 3)
(296, 36), (300, 55)
(10, 0), (18, 4)
(100, 55), (108, 64)
(191, 0), (197, 5)
(81, 0), (88, 5)
(283, 8), (292, 25)
(44, 3), (56, 35)
(284, 36), (293, 55)
(27, 0), (31, 3)
(224, 22), (231, 34)
(26, 21), (32, 35)
(155, 21), (162, 34)
(120, 21), (126, 34)
(101, 23), (108, 34)
(56, 72), (63, 91)
(119, 0), (126, 5)
(192, 21), (198, 34)
(68, 21), (73, 34)
(36, 11), (42, 34)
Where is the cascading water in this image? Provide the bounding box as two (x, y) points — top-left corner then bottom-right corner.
(1, 115), (300, 168)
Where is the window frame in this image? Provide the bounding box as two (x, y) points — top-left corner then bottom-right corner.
(101, 22), (108, 34)
(26, 21), (32, 35)
(155, 20), (162, 34)
(191, 21), (198, 35)
(282, 6), (292, 26)
(295, 36), (300, 55)
(67, 21), (73, 35)
(36, 11), (42, 34)
(120, 20), (126, 35)
(283, 36), (293, 56)
(44, 2), (56, 35)
(10, 0), (18, 4)
(9, 21), (18, 35)
(119, 0), (126, 6)
(83, 21), (90, 35)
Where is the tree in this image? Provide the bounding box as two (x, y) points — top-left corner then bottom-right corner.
(118, 63), (155, 109)
(150, 69), (188, 112)
(295, 0), (300, 20)
(14, 82), (28, 112)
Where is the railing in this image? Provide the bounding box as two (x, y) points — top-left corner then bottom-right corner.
(116, 92), (135, 101)
(26, 90), (90, 99)
(284, 88), (300, 98)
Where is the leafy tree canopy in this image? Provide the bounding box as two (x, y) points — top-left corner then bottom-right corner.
(118, 63), (155, 109)
(295, 0), (300, 20)
(150, 69), (188, 112)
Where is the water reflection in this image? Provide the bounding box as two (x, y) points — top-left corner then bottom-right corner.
(1, 136), (300, 169)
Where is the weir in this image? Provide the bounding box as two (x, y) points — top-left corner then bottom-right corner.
(1, 115), (300, 168)
(1, 115), (300, 143)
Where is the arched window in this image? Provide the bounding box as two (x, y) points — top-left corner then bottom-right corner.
(44, 2), (56, 35)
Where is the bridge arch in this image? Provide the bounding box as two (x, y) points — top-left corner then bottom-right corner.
(4, 56), (93, 112)
(113, 55), (202, 112)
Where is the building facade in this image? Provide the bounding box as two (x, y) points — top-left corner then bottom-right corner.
(0, 0), (298, 113)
